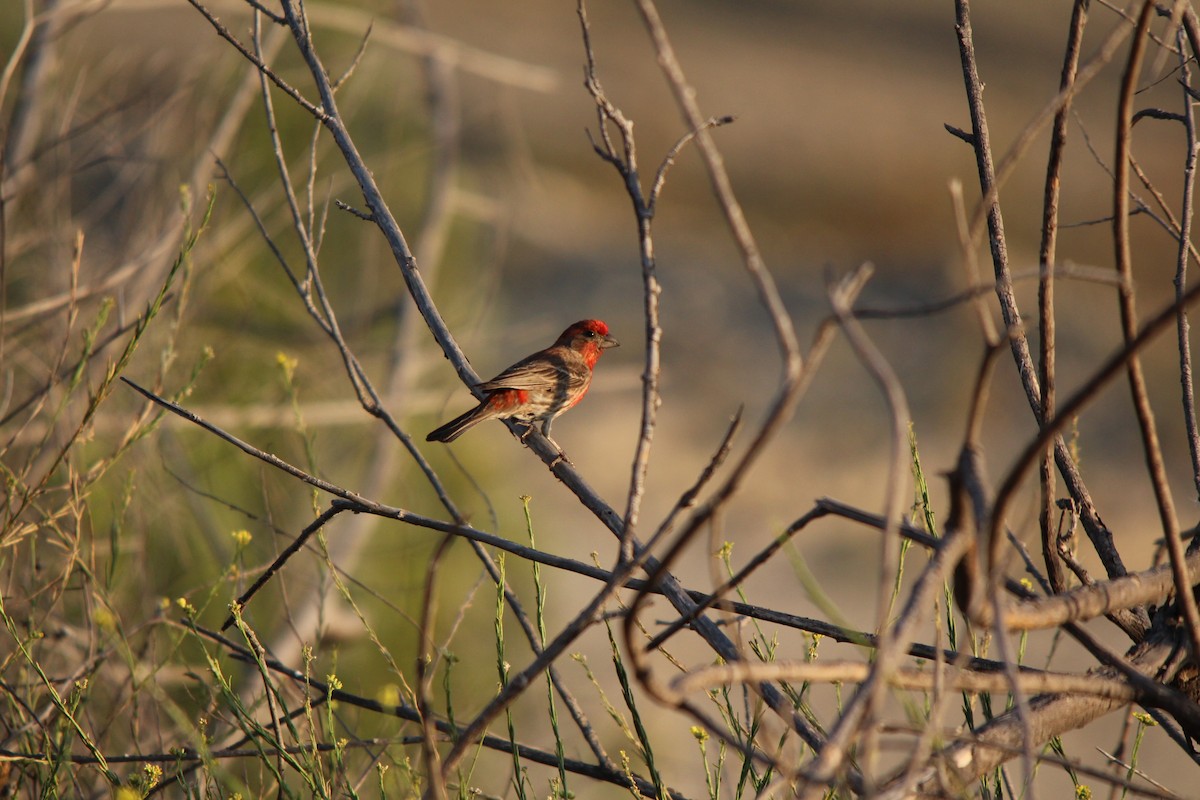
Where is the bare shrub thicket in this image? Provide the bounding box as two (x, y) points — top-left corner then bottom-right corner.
(4, 0), (1200, 797)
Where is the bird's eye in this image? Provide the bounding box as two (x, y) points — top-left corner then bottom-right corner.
(585, 330), (597, 337)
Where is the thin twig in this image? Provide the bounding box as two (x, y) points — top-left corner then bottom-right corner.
(1174, 22), (1200, 503)
(185, 0), (324, 119)
(416, 533), (452, 800)
(675, 660), (1142, 702)
(220, 505), (348, 630)
(1110, 0), (1200, 662)
(1037, 0), (1089, 596)
(954, 0), (1137, 594)
(577, 0), (660, 566)
(826, 262), (914, 787)
(621, 0), (823, 759)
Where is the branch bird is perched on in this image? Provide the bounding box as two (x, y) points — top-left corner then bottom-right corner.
(426, 319), (619, 445)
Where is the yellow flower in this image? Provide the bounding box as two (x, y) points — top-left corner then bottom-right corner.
(276, 352), (298, 383)
(142, 764), (162, 787)
(93, 607), (118, 634)
(378, 683), (401, 707)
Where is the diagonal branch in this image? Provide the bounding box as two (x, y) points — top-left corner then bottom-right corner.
(1110, 0), (1200, 660)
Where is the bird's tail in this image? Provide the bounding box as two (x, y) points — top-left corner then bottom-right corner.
(426, 403), (489, 443)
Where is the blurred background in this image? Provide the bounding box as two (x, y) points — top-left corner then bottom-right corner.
(3, 0), (1197, 795)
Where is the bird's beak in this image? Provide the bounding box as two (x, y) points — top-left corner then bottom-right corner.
(601, 334), (619, 349)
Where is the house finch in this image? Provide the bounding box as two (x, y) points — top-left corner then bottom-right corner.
(426, 319), (619, 444)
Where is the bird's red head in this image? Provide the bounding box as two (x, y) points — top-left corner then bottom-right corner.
(557, 319), (619, 364)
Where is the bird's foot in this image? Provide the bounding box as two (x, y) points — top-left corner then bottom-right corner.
(545, 437), (573, 468)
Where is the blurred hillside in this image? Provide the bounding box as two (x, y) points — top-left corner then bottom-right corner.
(2, 0), (1175, 573)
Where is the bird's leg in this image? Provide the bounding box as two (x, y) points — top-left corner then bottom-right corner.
(515, 421), (571, 464)
(546, 444), (573, 468)
(541, 418), (573, 467)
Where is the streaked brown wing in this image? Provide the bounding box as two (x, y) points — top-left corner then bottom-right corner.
(479, 349), (586, 393)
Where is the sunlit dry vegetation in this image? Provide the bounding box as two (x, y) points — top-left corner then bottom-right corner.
(3, 1), (1200, 798)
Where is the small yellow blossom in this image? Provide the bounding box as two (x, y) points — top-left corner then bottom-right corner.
(378, 683), (401, 707)
(93, 607), (117, 634)
(276, 352), (298, 383)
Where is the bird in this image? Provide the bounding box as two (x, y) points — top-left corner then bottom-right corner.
(426, 319), (618, 446)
